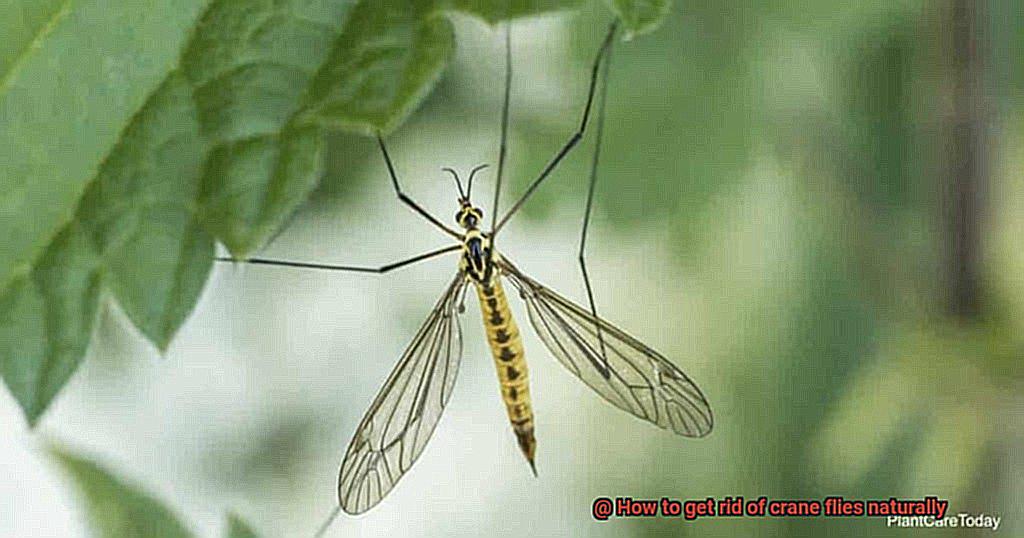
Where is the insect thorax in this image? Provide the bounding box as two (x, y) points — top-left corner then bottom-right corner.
(460, 229), (497, 284)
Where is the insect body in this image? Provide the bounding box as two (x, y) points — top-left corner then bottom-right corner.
(460, 221), (537, 473)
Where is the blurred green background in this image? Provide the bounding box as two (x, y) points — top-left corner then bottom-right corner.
(3, 0), (1021, 536)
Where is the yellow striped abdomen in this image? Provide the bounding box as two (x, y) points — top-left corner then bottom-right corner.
(475, 277), (537, 473)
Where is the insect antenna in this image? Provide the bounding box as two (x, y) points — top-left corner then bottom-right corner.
(441, 167), (466, 199)
(466, 163), (489, 200)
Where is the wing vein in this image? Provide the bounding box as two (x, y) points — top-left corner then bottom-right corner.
(337, 273), (467, 514)
(500, 258), (712, 439)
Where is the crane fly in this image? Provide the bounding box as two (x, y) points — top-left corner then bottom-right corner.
(217, 18), (712, 532)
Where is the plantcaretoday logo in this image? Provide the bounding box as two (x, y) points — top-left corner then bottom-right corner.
(886, 512), (1002, 531)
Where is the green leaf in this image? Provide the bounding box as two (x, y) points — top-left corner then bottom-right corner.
(0, 0), (68, 77)
(298, 1), (456, 134)
(180, 0), (350, 255)
(50, 447), (195, 538)
(299, 0), (584, 133)
(605, 0), (671, 37)
(0, 74), (212, 425)
(0, 0), (209, 299)
(1, 0), (591, 425)
(198, 125), (323, 255)
(0, 0), (210, 423)
(0, 224), (102, 424)
(447, 0), (582, 22)
(84, 75), (214, 351)
(225, 514), (260, 538)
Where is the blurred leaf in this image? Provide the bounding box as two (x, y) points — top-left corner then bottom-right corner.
(988, 0), (1024, 110)
(605, 0), (670, 37)
(203, 413), (322, 491)
(908, 404), (991, 499)
(809, 351), (927, 489)
(51, 447), (195, 538)
(812, 323), (1000, 505)
(225, 514), (260, 538)
(0, 0), (587, 426)
(837, 20), (920, 213)
(501, 3), (756, 255)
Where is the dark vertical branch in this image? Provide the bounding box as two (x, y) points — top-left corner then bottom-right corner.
(947, 0), (989, 319)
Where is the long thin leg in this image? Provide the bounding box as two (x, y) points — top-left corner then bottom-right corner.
(579, 29), (614, 370)
(490, 21), (512, 237)
(492, 21), (618, 235)
(215, 244), (460, 274)
(377, 134), (462, 240)
(314, 506), (341, 538)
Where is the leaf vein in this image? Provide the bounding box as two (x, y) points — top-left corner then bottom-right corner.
(0, 0), (74, 95)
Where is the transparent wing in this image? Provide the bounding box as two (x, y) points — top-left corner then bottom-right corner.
(338, 273), (467, 514)
(500, 258), (713, 437)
